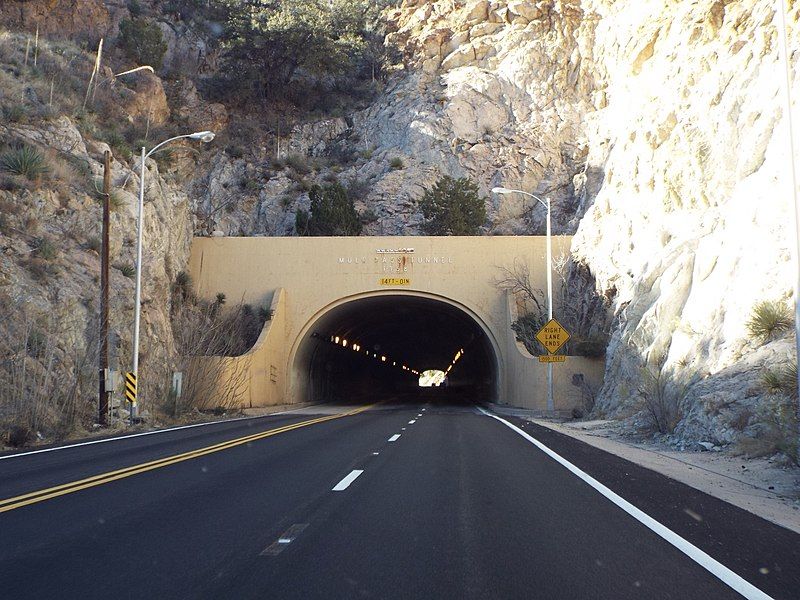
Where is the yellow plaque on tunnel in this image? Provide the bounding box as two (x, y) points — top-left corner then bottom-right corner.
(379, 277), (411, 286)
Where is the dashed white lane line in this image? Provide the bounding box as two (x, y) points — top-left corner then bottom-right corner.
(408, 420), (416, 424)
(260, 523), (309, 556)
(332, 469), (364, 491)
(476, 407), (773, 600)
(372, 452), (380, 455)
(401, 427), (406, 431)
(388, 434), (401, 442)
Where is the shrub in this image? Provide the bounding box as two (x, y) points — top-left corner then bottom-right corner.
(637, 364), (690, 434)
(296, 183), (362, 236)
(226, 145), (244, 159)
(116, 263), (136, 278)
(128, 0), (143, 17)
(737, 395), (799, 464)
(118, 17), (168, 70)
(2, 104), (27, 123)
(761, 362), (798, 399)
(7, 425), (33, 448)
(746, 300), (793, 343)
(389, 157), (404, 170)
(109, 191), (127, 211)
(33, 237), (57, 260)
(24, 257), (58, 281)
(0, 144), (49, 181)
(360, 208), (379, 224)
(419, 176), (487, 235)
(285, 154), (311, 175)
(85, 237), (101, 252)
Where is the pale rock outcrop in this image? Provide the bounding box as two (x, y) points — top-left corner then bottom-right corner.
(349, 0), (594, 235)
(333, 0), (798, 445)
(117, 72), (170, 126)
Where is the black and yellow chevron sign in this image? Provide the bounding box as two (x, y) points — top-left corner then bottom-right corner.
(124, 372), (137, 406)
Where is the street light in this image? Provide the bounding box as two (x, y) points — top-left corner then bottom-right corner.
(775, 0), (800, 452)
(492, 186), (555, 414)
(131, 131), (215, 419)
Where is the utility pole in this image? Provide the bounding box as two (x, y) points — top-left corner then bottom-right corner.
(98, 150), (112, 425)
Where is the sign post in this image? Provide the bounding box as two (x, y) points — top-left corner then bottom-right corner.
(124, 372), (137, 425)
(535, 318), (570, 412)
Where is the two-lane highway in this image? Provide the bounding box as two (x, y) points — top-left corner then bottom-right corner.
(0, 401), (797, 599)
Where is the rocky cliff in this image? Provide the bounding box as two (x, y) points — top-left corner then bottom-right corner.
(355, 0), (798, 448)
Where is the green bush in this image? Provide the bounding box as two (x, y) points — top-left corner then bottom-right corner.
(85, 237), (101, 252)
(34, 237), (58, 260)
(389, 157), (404, 170)
(226, 145), (245, 159)
(3, 105), (28, 123)
(128, 0), (143, 17)
(746, 300), (793, 343)
(761, 362), (798, 399)
(296, 183), (362, 236)
(116, 263), (136, 278)
(0, 144), (49, 181)
(419, 176), (487, 235)
(118, 17), (168, 70)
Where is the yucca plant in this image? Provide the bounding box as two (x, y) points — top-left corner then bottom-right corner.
(761, 369), (784, 394)
(780, 362), (798, 399)
(116, 263), (136, 278)
(0, 144), (49, 181)
(746, 300), (793, 343)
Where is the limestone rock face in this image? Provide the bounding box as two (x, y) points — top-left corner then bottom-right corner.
(117, 72), (170, 126)
(0, 0), (112, 38)
(349, 0), (595, 235)
(568, 0), (798, 443)
(337, 0), (799, 445)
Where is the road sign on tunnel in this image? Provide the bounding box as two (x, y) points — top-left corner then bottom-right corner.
(535, 319), (570, 355)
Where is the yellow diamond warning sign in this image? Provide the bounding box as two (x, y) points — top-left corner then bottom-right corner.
(535, 319), (570, 355)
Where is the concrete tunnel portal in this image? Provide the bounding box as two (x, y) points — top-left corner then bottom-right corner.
(292, 294), (500, 405)
(188, 236), (604, 411)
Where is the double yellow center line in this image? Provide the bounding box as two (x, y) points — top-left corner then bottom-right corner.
(0, 405), (373, 514)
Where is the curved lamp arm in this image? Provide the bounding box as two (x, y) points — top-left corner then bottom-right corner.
(491, 186), (547, 209)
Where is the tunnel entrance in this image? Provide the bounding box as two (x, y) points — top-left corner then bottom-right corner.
(292, 294), (499, 405)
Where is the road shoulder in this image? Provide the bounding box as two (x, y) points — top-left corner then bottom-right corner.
(487, 404), (800, 534)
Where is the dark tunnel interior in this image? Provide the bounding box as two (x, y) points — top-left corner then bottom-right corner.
(294, 295), (498, 405)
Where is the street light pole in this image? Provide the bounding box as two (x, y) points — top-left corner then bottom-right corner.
(492, 187), (555, 414)
(775, 0), (800, 451)
(130, 131), (215, 421)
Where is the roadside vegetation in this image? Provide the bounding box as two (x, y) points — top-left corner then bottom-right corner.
(169, 272), (270, 416)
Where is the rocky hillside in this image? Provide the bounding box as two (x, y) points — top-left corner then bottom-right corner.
(342, 0), (798, 456)
(0, 0), (798, 456)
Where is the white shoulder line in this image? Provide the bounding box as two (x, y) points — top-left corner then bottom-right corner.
(0, 406), (311, 461)
(476, 407), (773, 600)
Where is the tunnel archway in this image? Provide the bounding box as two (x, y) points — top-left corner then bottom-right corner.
(290, 292), (501, 405)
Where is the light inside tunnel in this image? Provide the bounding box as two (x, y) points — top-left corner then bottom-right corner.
(419, 370), (446, 387)
(293, 295), (498, 405)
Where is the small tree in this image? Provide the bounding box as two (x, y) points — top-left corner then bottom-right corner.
(297, 182), (362, 236)
(118, 18), (168, 70)
(418, 176), (486, 235)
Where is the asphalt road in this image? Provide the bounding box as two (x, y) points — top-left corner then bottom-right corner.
(0, 400), (797, 599)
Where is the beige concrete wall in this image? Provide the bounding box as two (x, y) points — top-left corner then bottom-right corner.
(186, 235), (603, 410)
(503, 292), (605, 414)
(184, 288), (287, 408)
